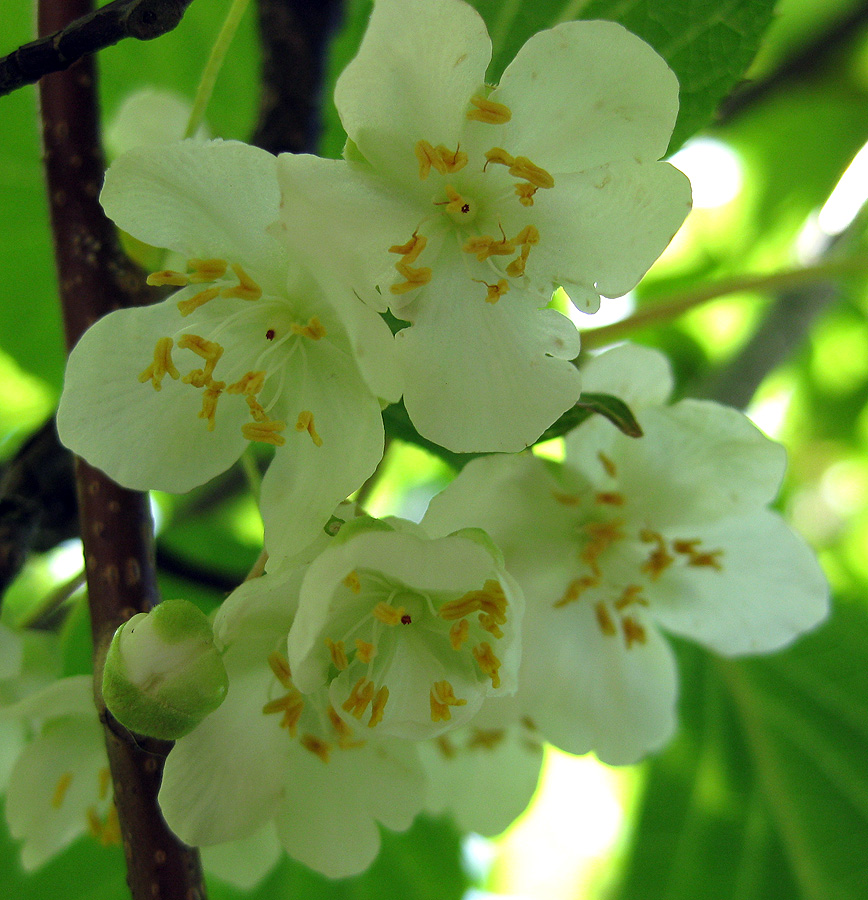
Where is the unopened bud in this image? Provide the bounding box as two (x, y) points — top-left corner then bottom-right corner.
(102, 599), (228, 740)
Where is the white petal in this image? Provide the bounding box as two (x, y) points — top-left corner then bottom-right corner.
(527, 162), (691, 301)
(158, 654), (287, 845)
(57, 302), (248, 493)
(652, 509), (830, 655)
(101, 140), (287, 294)
(334, 0), (490, 184)
(580, 342), (674, 409)
(397, 264), (582, 452)
(201, 824), (282, 891)
(275, 154), (421, 296)
(258, 341), (385, 563)
(492, 20), (680, 173)
(274, 740), (424, 878)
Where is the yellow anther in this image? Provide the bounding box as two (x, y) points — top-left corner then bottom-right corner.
(290, 316), (327, 340)
(177, 287), (221, 317)
(505, 245), (530, 277)
(554, 575), (599, 608)
(476, 580), (508, 624)
(509, 156), (554, 189)
(439, 594), (479, 621)
(614, 584), (648, 611)
(478, 612), (504, 639)
(594, 601), (617, 637)
(622, 616), (647, 648)
(86, 807), (103, 840)
(325, 638), (349, 671)
(343, 570), (362, 594)
(295, 410), (323, 446)
(227, 371), (266, 396)
(182, 368), (209, 388)
(515, 183), (538, 206)
(177, 334), (224, 382)
(581, 520), (624, 575)
(198, 381), (225, 431)
(246, 394), (268, 422)
(640, 530), (673, 580)
(430, 680), (467, 722)
(327, 705), (353, 738)
(52, 772), (73, 809)
(472, 642), (502, 688)
(268, 651), (293, 688)
(389, 232), (427, 264)
(242, 420), (287, 447)
(449, 618), (470, 650)
(373, 602), (405, 626)
(462, 234), (515, 261)
(672, 539), (702, 555)
(688, 550), (724, 570)
(369, 686), (389, 728)
(552, 490), (582, 506)
(355, 639), (376, 663)
(467, 95), (512, 124)
(147, 269), (189, 287)
(138, 337), (180, 390)
(98, 767), (112, 801)
(102, 804), (121, 846)
(484, 147), (515, 169)
(480, 278), (509, 304)
(342, 676), (375, 719)
(415, 140), (448, 178)
(467, 727), (506, 750)
(513, 225), (540, 246)
(596, 492), (625, 506)
(221, 263), (262, 301)
(262, 692), (304, 734)
(437, 144), (468, 173)
(391, 259), (432, 294)
(598, 452), (618, 477)
(437, 735), (457, 758)
(443, 184), (472, 215)
(188, 258), (228, 283)
(300, 734), (331, 763)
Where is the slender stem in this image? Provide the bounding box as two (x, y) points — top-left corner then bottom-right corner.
(184, 0), (252, 138)
(38, 1), (205, 897)
(581, 255), (868, 350)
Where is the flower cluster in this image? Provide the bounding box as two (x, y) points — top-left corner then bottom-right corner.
(25, 0), (828, 884)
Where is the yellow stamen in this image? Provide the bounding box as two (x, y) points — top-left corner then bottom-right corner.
(369, 686), (389, 727)
(552, 490), (582, 506)
(198, 381), (225, 431)
(86, 807), (102, 840)
(467, 95), (512, 124)
(101, 804), (121, 846)
(513, 225), (540, 246)
(449, 618), (470, 650)
(227, 371), (266, 396)
(98, 767), (112, 801)
(300, 734), (331, 763)
(479, 278), (509, 304)
(262, 693), (304, 734)
(515, 183), (538, 206)
(437, 735), (457, 758)
(509, 156), (554, 189)
(138, 336), (180, 390)
(188, 258), (227, 283)
(467, 727), (505, 750)
(439, 594), (479, 621)
(391, 259), (432, 294)
(221, 263), (262, 301)
(436, 144), (468, 173)
(325, 638), (349, 671)
(389, 232), (427, 264)
(295, 410), (323, 446)
(355, 639), (376, 663)
(640, 529), (674, 580)
(415, 140), (447, 178)
(373, 602), (405, 626)
(622, 616), (647, 648)
(463, 234), (515, 261)
(598, 452), (618, 477)
(581, 520), (624, 575)
(430, 679), (467, 722)
(478, 612), (504, 639)
(52, 772), (73, 809)
(177, 287), (221, 317)
(484, 147), (515, 169)
(147, 269), (189, 287)
(343, 570), (362, 594)
(443, 184), (471, 215)
(554, 575), (598, 608)
(594, 601), (617, 636)
(342, 676), (375, 719)
(614, 584), (648, 611)
(596, 492), (625, 506)
(177, 334), (224, 382)
(242, 420), (287, 446)
(246, 395), (268, 422)
(291, 316), (327, 340)
(472, 642), (502, 688)
(268, 651), (293, 688)
(689, 550), (724, 570)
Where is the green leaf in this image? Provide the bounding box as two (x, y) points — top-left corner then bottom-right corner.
(539, 392), (644, 442)
(615, 602), (868, 900)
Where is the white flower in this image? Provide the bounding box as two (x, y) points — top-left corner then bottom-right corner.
(276, 0), (691, 453)
(158, 552), (426, 879)
(287, 517), (524, 740)
(56, 139), (401, 561)
(423, 344), (830, 764)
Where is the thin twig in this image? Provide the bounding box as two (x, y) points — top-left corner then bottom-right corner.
(38, 0), (205, 897)
(1, 0), (195, 98)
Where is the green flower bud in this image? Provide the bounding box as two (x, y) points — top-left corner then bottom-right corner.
(102, 599), (228, 740)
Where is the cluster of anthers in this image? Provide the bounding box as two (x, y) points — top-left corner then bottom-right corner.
(552, 452), (724, 648)
(320, 569), (511, 731)
(51, 766), (120, 847)
(139, 258), (327, 448)
(263, 651), (365, 764)
(387, 93), (553, 305)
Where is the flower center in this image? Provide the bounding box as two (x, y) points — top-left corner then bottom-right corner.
(386, 95), (554, 305)
(138, 258), (328, 448)
(552, 452), (725, 649)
